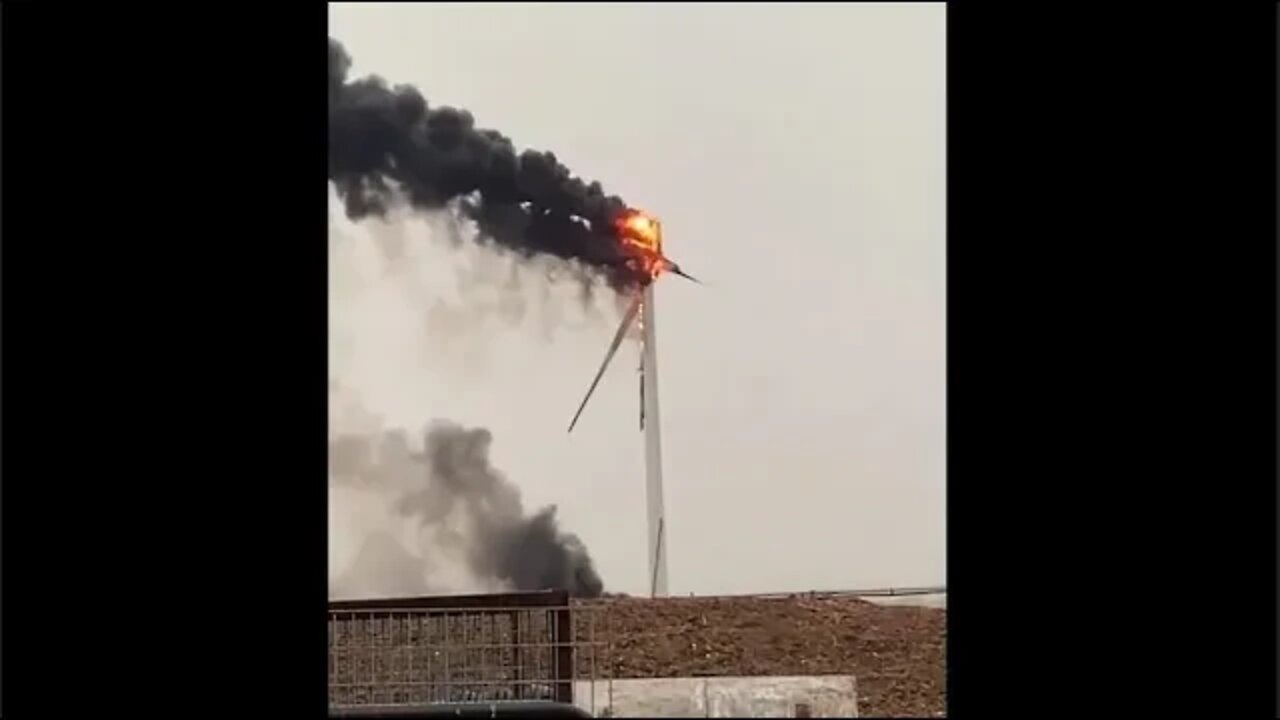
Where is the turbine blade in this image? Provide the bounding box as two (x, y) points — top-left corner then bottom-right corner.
(670, 267), (703, 285)
(639, 350), (646, 430)
(568, 293), (644, 433)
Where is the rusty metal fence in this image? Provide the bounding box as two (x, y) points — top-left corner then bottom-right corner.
(329, 590), (599, 710)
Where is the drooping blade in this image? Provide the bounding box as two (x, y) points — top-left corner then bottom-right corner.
(567, 293), (644, 433)
(639, 350), (646, 430)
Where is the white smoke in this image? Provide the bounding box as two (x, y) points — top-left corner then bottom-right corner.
(327, 186), (609, 599)
(325, 188), (481, 597)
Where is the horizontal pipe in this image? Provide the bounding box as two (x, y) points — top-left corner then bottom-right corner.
(329, 701), (592, 719)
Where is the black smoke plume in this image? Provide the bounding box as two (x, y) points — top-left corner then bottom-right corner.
(330, 421), (604, 598)
(329, 37), (647, 292)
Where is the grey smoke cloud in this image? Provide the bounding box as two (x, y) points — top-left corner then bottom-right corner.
(327, 57), (623, 600)
(330, 420), (604, 598)
(329, 36), (649, 294)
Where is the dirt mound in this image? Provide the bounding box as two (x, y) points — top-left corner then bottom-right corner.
(573, 594), (945, 717)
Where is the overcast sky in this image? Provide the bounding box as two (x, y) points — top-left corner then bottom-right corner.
(328, 2), (946, 596)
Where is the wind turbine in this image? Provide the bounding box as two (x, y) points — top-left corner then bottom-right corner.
(566, 209), (698, 598)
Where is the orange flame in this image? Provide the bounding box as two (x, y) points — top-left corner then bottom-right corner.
(615, 209), (665, 281)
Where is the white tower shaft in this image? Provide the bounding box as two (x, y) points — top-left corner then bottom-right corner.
(641, 283), (669, 597)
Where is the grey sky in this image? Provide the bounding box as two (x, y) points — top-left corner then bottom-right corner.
(328, 2), (946, 596)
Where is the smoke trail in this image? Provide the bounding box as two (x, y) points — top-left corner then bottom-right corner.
(330, 420), (604, 598)
(329, 37), (647, 293)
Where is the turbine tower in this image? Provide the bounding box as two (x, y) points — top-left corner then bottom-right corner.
(639, 284), (669, 597)
(566, 208), (698, 599)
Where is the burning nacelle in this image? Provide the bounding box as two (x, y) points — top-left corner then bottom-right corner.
(614, 210), (700, 285)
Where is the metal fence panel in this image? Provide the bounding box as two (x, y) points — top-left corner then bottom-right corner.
(329, 591), (578, 709)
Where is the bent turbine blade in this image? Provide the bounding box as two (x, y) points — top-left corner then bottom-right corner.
(568, 292), (644, 433)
